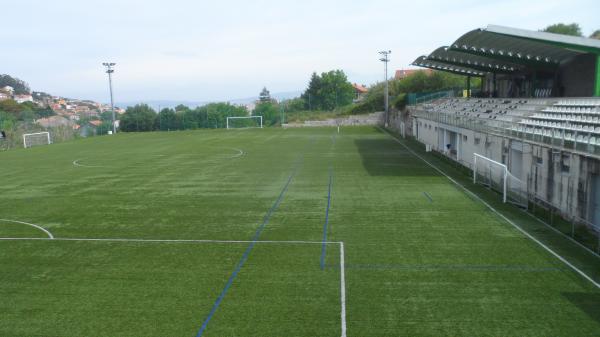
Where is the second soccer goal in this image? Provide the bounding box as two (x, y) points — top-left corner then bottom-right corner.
(226, 116), (263, 129)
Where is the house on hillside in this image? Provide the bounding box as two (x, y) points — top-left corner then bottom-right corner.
(352, 83), (368, 102)
(1, 86), (14, 96)
(14, 94), (33, 103)
(36, 115), (74, 128)
(394, 69), (433, 80)
(0, 92), (9, 101)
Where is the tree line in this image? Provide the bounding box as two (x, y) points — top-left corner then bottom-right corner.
(119, 102), (248, 132)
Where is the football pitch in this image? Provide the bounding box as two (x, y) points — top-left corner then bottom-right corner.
(1, 126), (600, 336)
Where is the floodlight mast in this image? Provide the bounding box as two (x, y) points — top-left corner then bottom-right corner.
(102, 62), (117, 135)
(379, 50), (391, 127)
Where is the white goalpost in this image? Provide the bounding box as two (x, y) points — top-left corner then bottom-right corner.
(473, 153), (527, 206)
(226, 116), (263, 129)
(23, 132), (51, 148)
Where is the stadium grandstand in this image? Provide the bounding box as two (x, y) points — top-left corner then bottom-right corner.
(404, 24), (600, 241)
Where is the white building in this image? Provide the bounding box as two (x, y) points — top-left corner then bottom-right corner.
(14, 94), (33, 103)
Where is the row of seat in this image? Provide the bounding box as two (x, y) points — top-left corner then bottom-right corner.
(519, 119), (600, 134)
(543, 106), (598, 114)
(512, 126), (600, 145)
(556, 99), (600, 107)
(534, 88), (552, 98)
(531, 114), (600, 124)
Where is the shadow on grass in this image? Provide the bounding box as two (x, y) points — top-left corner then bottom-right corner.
(354, 138), (438, 176)
(562, 292), (600, 324)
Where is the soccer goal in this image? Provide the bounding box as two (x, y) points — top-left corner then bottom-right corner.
(23, 132), (51, 148)
(473, 153), (527, 206)
(226, 116), (263, 129)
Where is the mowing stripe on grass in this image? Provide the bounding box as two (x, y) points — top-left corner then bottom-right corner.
(379, 127), (600, 289)
(423, 192), (433, 202)
(195, 153), (304, 337)
(0, 219), (54, 239)
(321, 166), (334, 270)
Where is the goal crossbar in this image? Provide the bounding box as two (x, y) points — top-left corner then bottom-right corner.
(473, 153), (508, 203)
(473, 153), (527, 206)
(226, 116), (263, 129)
(23, 132), (51, 148)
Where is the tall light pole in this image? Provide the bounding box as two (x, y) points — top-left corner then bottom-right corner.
(102, 62), (117, 134)
(379, 50), (391, 127)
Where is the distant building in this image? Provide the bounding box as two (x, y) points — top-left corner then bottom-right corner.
(352, 83), (368, 102)
(75, 105), (90, 113)
(0, 92), (9, 101)
(36, 116), (74, 128)
(1, 86), (14, 95)
(394, 69), (433, 80)
(14, 94), (33, 103)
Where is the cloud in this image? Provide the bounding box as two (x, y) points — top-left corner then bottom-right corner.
(1, 0), (598, 102)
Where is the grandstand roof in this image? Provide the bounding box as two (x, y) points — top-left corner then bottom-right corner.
(426, 46), (523, 74)
(412, 56), (486, 77)
(412, 24), (600, 75)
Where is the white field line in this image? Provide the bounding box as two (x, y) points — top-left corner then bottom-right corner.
(0, 236), (341, 245)
(223, 148), (245, 159)
(0, 219), (54, 239)
(72, 159), (104, 168)
(520, 209), (600, 259)
(339, 242), (347, 337)
(379, 127), (600, 289)
(1, 234), (348, 333)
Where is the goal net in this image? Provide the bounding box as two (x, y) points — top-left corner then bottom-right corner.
(23, 132), (51, 148)
(226, 116), (263, 129)
(473, 153), (527, 207)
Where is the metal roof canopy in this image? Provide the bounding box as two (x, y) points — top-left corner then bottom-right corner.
(449, 25), (600, 70)
(411, 56), (486, 77)
(427, 47), (523, 74)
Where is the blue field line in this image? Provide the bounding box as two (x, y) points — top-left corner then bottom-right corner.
(423, 192), (433, 202)
(320, 166), (334, 270)
(195, 159), (302, 337)
(324, 263), (561, 272)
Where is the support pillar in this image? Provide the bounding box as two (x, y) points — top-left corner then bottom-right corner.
(532, 71), (537, 98)
(595, 54), (600, 97)
(466, 76), (471, 98)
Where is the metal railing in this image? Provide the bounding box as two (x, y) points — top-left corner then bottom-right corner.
(411, 109), (600, 160)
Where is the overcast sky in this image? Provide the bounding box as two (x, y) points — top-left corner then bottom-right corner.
(1, 0), (599, 104)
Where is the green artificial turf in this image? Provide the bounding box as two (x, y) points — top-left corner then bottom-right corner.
(1, 126), (599, 336)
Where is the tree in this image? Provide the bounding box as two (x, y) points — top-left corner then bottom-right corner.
(301, 72), (322, 110)
(300, 70), (354, 111)
(157, 108), (177, 131)
(281, 97), (305, 113)
(120, 104), (157, 132)
(591, 30), (600, 40)
(259, 87), (272, 103)
(253, 102), (279, 126)
(541, 23), (583, 37)
(0, 74), (31, 95)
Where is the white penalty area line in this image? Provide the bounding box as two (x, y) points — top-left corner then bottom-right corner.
(0, 237), (341, 245)
(1, 234), (348, 337)
(379, 127), (600, 289)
